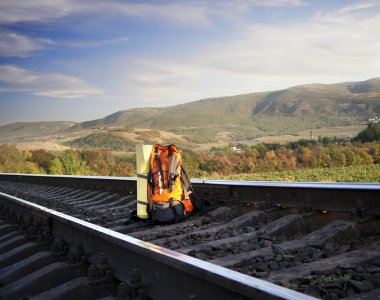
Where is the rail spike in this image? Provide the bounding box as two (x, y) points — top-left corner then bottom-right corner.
(18, 215), (26, 234)
(9, 209), (17, 225)
(99, 252), (113, 280)
(66, 241), (87, 267)
(116, 269), (148, 300)
(26, 216), (38, 240)
(351, 198), (370, 220)
(298, 194), (314, 214)
(50, 235), (69, 257)
(87, 255), (116, 290)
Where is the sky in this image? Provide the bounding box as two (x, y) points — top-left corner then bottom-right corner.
(0, 0), (379, 125)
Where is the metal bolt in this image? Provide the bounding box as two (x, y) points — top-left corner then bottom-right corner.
(87, 265), (98, 280)
(117, 282), (131, 300)
(130, 268), (141, 285)
(100, 252), (108, 264)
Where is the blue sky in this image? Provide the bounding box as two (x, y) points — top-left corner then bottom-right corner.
(0, 0), (379, 125)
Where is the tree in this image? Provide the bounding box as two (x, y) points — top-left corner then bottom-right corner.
(329, 146), (346, 167)
(0, 144), (44, 174)
(353, 123), (380, 143)
(80, 150), (110, 175)
(297, 146), (312, 167)
(57, 149), (94, 175)
(319, 136), (332, 146)
(31, 150), (54, 173)
(49, 158), (64, 174)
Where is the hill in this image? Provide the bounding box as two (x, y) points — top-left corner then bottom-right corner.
(70, 77), (380, 140)
(1, 78), (379, 149)
(251, 78), (380, 133)
(65, 132), (136, 151)
(0, 121), (76, 142)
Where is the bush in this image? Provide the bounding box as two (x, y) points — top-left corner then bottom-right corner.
(353, 123), (380, 142)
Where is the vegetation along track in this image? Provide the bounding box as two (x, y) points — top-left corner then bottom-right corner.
(0, 174), (379, 299)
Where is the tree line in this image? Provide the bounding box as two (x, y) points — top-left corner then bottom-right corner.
(0, 141), (379, 178)
(0, 147), (135, 176)
(183, 141), (379, 177)
(0, 123), (379, 178)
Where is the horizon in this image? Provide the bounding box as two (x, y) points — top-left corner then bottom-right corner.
(1, 0), (380, 125)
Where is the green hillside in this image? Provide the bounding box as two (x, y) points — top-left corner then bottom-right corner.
(0, 121), (76, 142)
(70, 77), (380, 139)
(251, 79), (380, 134)
(1, 78), (379, 147)
(71, 92), (266, 130)
(65, 132), (135, 151)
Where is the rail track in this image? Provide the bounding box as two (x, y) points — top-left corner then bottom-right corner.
(0, 173), (379, 300)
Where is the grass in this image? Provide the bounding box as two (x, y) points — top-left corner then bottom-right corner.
(296, 125), (366, 139)
(208, 164), (380, 182)
(112, 151), (135, 160)
(245, 125), (366, 144)
(308, 274), (351, 286)
(251, 135), (301, 143)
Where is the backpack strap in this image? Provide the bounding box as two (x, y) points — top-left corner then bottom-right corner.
(168, 154), (179, 192)
(181, 164), (194, 199)
(147, 170), (154, 195)
(169, 199), (179, 224)
(168, 144), (173, 158)
(154, 146), (164, 194)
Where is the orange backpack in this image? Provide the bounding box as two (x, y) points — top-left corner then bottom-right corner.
(147, 144), (193, 224)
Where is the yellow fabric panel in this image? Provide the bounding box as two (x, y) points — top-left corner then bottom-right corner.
(136, 144), (152, 219)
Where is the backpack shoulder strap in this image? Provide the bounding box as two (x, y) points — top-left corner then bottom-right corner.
(154, 146), (165, 194)
(180, 164), (194, 198)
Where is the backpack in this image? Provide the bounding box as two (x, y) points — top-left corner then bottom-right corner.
(147, 144), (194, 224)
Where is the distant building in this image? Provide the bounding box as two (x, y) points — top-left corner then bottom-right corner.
(368, 116), (380, 124)
(230, 146), (243, 153)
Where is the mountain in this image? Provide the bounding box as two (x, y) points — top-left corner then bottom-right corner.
(66, 92), (268, 145)
(70, 77), (380, 138)
(0, 121), (76, 142)
(346, 78), (380, 94)
(250, 78), (380, 133)
(0, 78), (379, 147)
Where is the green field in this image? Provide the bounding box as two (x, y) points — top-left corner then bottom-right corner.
(251, 125), (366, 144)
(296, 125), (366, 139)
(209, 164), (380, 182)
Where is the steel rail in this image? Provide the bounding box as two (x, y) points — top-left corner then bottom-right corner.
(1, 173), (379, 212)
(0, 191), (316, 300)
(1, 173), (379, 190)
(191, 179), (380, 212)
(192, 179), (380, 190)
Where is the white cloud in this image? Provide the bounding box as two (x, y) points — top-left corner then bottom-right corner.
(338, 0), (379, 14)
(0, 29), (53, 57)
(0, 0), (304, 27)
(61, 37), (128, 48)
(0, 0), (74, 24)
(0, 0), (304, 57)
(315, 0), (380, 24)
(0, 28), (53, 57)
(104, 1), (209, 26)
(0, 0), (208, 56)
(0, 0), (209, 26)
(1, 0), (378, 106)
(122, 1), (380, 103)
(219, 0), (305, 9)
(0, 28), (127, 57)
(0, 65), (103, 99)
